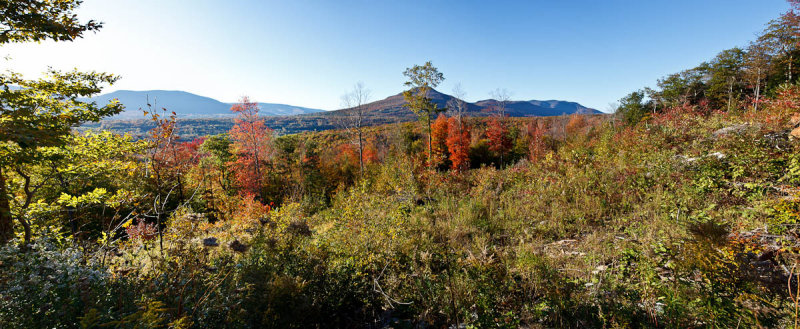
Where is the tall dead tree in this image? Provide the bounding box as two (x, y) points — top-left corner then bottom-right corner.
(338, 82), (371, 176)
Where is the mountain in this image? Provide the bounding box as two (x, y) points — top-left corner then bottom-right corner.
(321, 88), (600, 121)
(81, 88), (601, 138)
(83, 90), (325, 119)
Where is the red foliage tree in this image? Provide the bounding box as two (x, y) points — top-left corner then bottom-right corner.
(363, 143), (379, 165)
(446, 117), (470, 171)
(143, 106), (204, 250)
(486, 116), (512, 166)
(430, 114), (450, 168)
(228, 96), (273, 201)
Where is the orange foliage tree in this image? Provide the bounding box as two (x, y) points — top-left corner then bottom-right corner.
(486, 116), (512, 167)
(565, 113), (588, 138)
(229, 96), (273, 201)
(430, 114), (450, 169)
(446, 117), (470, 171)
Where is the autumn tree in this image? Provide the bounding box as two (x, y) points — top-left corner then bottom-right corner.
(229, 96), (273, 201)
(338, 82), (371, 176)
(487, 88), (513, 166)
(446, 117), (470, 171)
(143, 103), (181, 200)
(744, 41), (772, 111)
(0, 0), (120, 244)
(430, 114), (450, 169)
(403, 61), (444, 166)
(142, 103), (205, 252)
(758, 6), (800, 83)
(486, 117), (512, 168)
(446, 84), (471, 171)
(527, 120), (547, 161)
(565, 113), (588, 138)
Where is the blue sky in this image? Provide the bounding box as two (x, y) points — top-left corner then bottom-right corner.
(0, 0), (791, 111)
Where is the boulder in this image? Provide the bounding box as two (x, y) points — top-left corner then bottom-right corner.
(791, 127), (800, 140)
(712, 124), (751, 138)
(790, 112), (800, 127)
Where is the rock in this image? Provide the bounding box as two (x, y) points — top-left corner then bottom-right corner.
(202, 237), (219, 247)
(183, 213), (205, 221)
(554, 239), (577, 245)
(708, 152), (726, 159)
(790, 113), (800, 127)
(229, 239), (249, 253)
(791, 127), (800, 140)
(592, 265), (608, 275)
(712, 124), (752, 138)
(675, 152), (724, 164)
(674, 154), (699, 164)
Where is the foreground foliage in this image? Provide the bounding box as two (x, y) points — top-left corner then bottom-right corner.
(4, 91), (800, 327)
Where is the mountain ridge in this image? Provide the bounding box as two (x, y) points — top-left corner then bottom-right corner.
(320, 89), (600, 120)
(84, 88), (599, 120)
(83, 89), (325, 119)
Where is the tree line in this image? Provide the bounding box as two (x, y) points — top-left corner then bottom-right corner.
(616, 1), (800, 124)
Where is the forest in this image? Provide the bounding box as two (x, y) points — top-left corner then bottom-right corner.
(3, 0), (800, 328)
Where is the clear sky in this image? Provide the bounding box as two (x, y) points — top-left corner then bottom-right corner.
(0, 0), (791, 112)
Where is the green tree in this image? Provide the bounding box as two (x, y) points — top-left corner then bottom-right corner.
(402, 61), (445, 166)
(9, 131), (144, 241)
(0, 0), (102, 43)
(655, 65), (709, 109)
(0, 0), (120, 244)
(706, 48), (746, 111)
(758, 13), (800, 83)
(616, 90), (647, 126)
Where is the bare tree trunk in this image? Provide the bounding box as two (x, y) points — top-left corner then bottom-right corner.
(727, 80), (734, 112)
(0, 167), (13, 244)
(340, 82), (370, 178)
(754, 71), (761, 112)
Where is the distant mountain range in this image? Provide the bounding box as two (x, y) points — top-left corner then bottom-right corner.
(322, 89), (599, 121)
(84, 89), (599, 120)
(81, 89), (601, 137)
(82, 90), (325, 119)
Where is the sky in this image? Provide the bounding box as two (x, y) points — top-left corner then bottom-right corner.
(0, 0), (792, 112)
